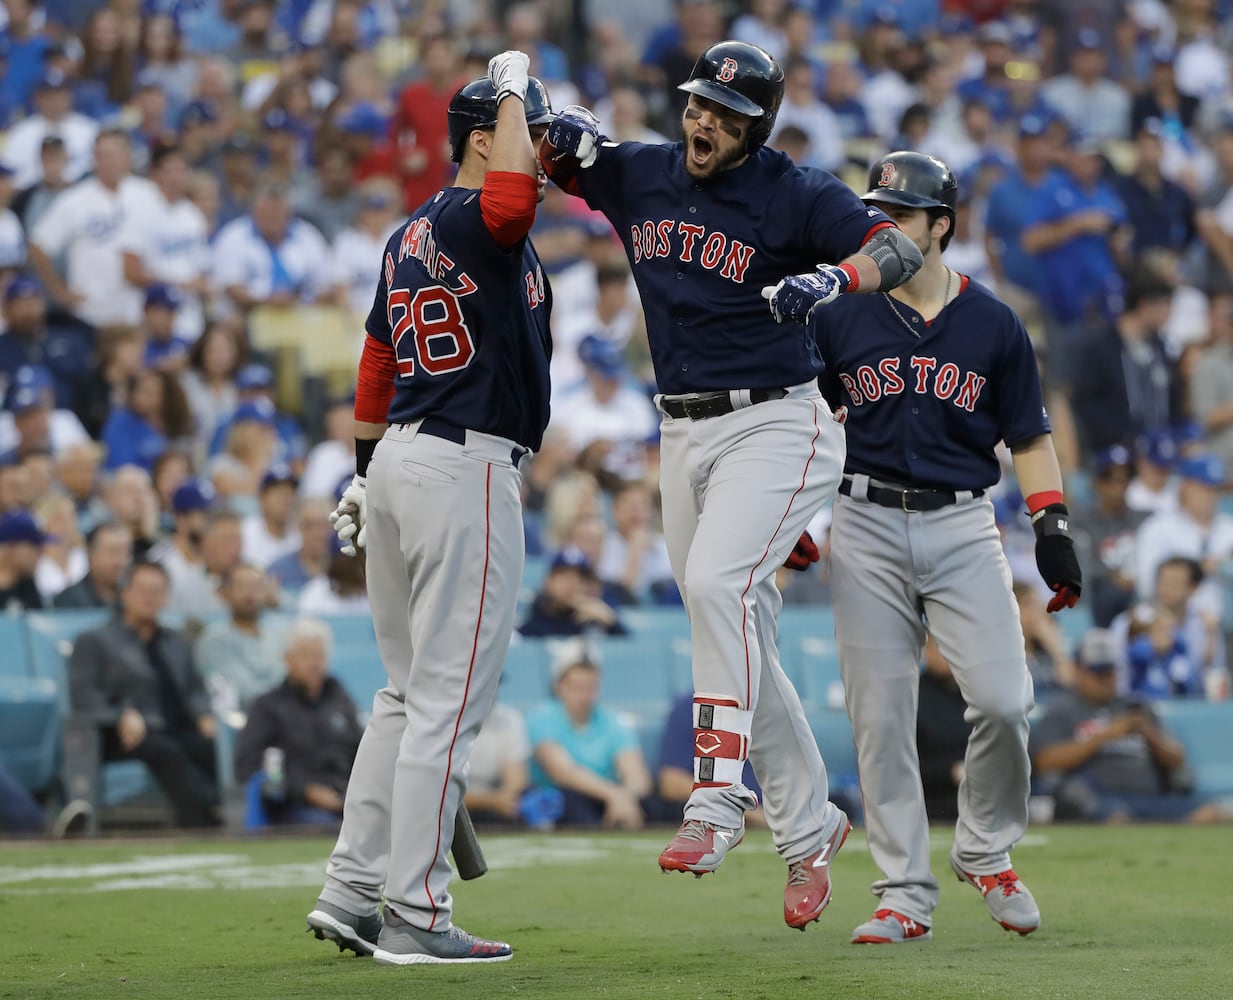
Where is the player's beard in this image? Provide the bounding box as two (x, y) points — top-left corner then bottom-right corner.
(681, 126), (745, 180)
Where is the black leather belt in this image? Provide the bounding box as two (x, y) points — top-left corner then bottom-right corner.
(839, 476), (984, 513)
(660, 388), (788, 420)
(396, 418), (526, 466)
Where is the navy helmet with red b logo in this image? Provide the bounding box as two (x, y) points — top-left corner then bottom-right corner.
(678, 40), (784, 154)
(861, 151), (958, 250)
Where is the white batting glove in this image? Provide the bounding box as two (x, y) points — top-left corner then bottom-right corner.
(329, 475), (367, 557)
(488, 50), (530, 103)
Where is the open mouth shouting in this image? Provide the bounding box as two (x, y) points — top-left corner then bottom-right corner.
(689, 132), (715, 169)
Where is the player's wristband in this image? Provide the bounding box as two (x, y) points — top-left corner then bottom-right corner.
(836, 262), (860, 293)
(356, 437), (379, 478)
(1025, 490), (1064, 516)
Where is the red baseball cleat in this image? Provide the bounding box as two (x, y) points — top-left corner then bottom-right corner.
(783, 811), (851, 930)
(658, 818), (744, 877)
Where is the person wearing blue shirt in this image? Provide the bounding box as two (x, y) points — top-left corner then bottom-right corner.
(100, 370), (176, 472)
(526, 639), (655, 827)
(956, 22), (1016, 123)
(847, 0), (940, 40)
(0, 274), (93, 410)
(207, 362), (304, 465)
(1112, 118), (1196, 258)
(141, 284), (192, 373)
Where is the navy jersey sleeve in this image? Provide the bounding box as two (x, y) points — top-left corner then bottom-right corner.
(363, 235), (395, 346)
(575, 141), (643, 220)
(789, 168), (892, 263)
(995, 312), (1051, 447)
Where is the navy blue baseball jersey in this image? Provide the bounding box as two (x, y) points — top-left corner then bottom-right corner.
(576, 142), (891, 394)
(364, 187), (553, 450)
(816, 277), (1050, 491)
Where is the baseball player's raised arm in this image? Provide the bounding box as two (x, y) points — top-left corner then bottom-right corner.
(477, 52), (541, 249)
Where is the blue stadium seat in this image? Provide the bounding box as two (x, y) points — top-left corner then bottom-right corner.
(24, 609), (111, 714)
(0, 676), (60, 794)
(0, 615), (31, 678)
(1153, 700), (1233, 798)
(808, 706), (859, 785)
(501, 639), (552, 711)
(593, 635), (676, 715)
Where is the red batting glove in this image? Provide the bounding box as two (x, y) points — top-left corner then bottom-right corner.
(1046, 584), (1080, 614)
(784, 531), (820, 572)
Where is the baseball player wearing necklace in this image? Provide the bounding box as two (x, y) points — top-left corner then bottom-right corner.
(794, 151), (1082, 943)
(540, 40), (924, 931)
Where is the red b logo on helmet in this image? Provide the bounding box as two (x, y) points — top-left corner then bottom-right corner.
(717, 57), (738, 83)
(879, 162), (896, 187)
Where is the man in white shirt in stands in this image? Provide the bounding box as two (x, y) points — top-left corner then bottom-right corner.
(1134, 453), (1233, 616)
(241, 465), (301, 569)
(120, 138), (211, 341)
(0, 165), (26, 279)
(331, 180), (402, 323)
(27, 128), (154, 327)
(550, 335), (657, 483)
(210, 176), (332, 318)
(771, 58), (845, 172)
(0, 70), (98, 190)
(0, 364), (89, 458)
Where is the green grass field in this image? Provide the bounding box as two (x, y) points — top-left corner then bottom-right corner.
(2, 825), (1231, 1000)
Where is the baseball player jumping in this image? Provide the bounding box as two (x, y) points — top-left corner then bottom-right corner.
(786, 151), (1082, 943)
(541, 41), (924, 930)
(306, 53), (555, 964)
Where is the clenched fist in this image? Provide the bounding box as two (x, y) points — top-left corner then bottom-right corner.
(545, 105), (601, 167)
(488, 49), (530, 103)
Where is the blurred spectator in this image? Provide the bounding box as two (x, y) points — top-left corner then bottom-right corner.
(336, 103), (396, 183)
(1113, 119), (1197, 260)
(330, 179), (401, 318)
(1126, 428), (1180, 514)
(298, 395), (354, 499)
(187, 169), (222, 238)
(138, 285), (191, 374)
(207, 399), (280, 511)
(1190, 292), (1233, 472)
(391, 32), (465, 214)
(297, 549), (369, 615)
(185, 508), (245, 614)
(0, 164), (24, 275)
(57, 442), (107, 529)
(1068, 268), (1180, 456)
(34, 493), (86, 600)
(0, 277), (93, 410)
(268, 496), (333, 597)
(592, 83), (670, 145)
(1134, 454), (1233, 607)
(731, 0), (789, 59)
(639, 0), (725, 129)
(0, 365), (90, 460)
(196, 562), (285, 714)
(258, 109), (309, 188)
(550, 335), (658, 485)
(1073, 445), (1149, 626)
(120, 139), (212, 341)
(915, 635), (971, 822)
(68, 560), (220, 828)
(76, 6), (137, 118)
(216, 132), (260, 226)
(242, 465), (301, 568)
(150, 477), (215, 609)
(28, 129), (152, 327)
(821, 58), (874, 141)
(181, 321), (245, 459)
(1013, 580), (1073, 691)
(211, 177), (332, 315)
(465, 698), (534, 825)
(208, 363), (304, 466)
(956, 20), (1016, 124)
(1040, 29), (1130, 141)
(1030, 629), (1219, 823)
(768, 123), (808, 164)
(292, 145), (358, 242)
(527, 639), (653, 828)
(151, 450), (192, 533)
(519, 546), (629, 638)
(550, 225), (630, 371)
(1195, 117), (1233, 294)
(179, 106), (222, 172)
(126, 73), (173, 172)
(137, 13), (199, 118)
(0, 759), (91, 837)
(657, 688), (766, 824)
(0, 69), (99, 189)
(597, 480), (676, 606)
(10, 136), (72, 235)
(503, 3), (568, 82)
(1122, 600), (1204, 702)
(0, 509), (47, 610)
(771, 57), (844, 172)
(99, 464), (161, 560)
(100, 369), (193, 473)
(1131, 47), (1201, 142)
(945, 189), (993, 287)
(52, 520), (133, 609)
(234, 617), (363, 826)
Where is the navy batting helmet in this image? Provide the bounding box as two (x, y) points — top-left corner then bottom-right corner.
(678, 41), (784, 154)
(446, 76), (555, 163)
(861, 151), (958, 249)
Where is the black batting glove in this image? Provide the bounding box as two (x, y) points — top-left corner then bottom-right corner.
(1030, 503), (1082, 613)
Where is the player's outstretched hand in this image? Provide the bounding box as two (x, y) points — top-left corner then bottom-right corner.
(761, 264), (852, 325)
(544, 105), (600, 167)
(1030, 503), (1082, 613)
(330, 475), (368, 557)
(783, 531), (820, 571)
(488, 50), (530, 103)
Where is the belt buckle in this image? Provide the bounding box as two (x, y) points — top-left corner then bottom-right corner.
(901, 488), (924, 513)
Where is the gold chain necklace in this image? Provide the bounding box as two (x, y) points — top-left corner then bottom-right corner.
(882, 268), (953, 340)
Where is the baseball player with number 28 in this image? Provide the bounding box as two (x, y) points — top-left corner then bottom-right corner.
(305, 51), (555, 965)
(787, 151), (1083, 944)
(541, 41), (924, 931)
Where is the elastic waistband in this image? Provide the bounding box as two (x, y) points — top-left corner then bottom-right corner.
(839, 474), (984, 513)
(388, 418), (527, 467)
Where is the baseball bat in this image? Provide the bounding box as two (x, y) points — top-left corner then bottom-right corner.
(451, 803), (488, 880)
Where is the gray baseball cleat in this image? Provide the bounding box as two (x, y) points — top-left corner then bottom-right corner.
(851, 908), (932, 944)
(306, 899), (383, 956)
(372, 907), (512, 965)
(950, 858), (1041, 936)
(658, 817), (745, 877)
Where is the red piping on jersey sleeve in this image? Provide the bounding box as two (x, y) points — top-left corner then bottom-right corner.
(538, 146), (583, 196)
(858, 219), (897, 245)
(479, 171), (539, 248)
(354, 335), (397, 424)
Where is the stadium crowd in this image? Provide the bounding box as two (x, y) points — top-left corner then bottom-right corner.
(2, 0), (1233, 833)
